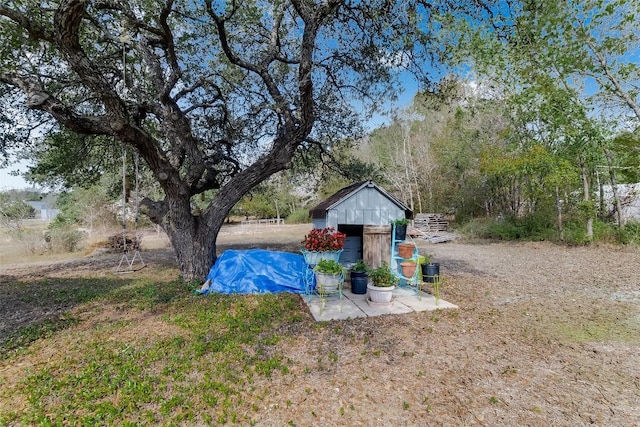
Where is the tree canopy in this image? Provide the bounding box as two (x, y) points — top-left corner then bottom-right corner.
(1, 0), (482, 280)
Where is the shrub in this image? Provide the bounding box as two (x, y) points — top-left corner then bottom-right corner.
(49, 228), (85, 252)
(286, 209), (311, 224)
(619, 221), (640, 245)
(459, 215), (556, 241)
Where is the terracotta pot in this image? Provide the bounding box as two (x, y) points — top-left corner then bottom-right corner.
(397, 242), (415, 258)
(400, 261), (417, 278)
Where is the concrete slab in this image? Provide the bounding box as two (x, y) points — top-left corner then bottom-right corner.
(303, 287), (458, 321)
(395, 292), (459, 311)
(351, 296), (414, 316)
(305, 295), (367, 321)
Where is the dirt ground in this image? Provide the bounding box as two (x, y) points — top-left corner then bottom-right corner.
(1, 224), (639, 425)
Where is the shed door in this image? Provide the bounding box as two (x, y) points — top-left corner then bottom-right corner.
(338, 224), (362, 265)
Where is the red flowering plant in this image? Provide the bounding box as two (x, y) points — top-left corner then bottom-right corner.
(302, 227), (346, 252)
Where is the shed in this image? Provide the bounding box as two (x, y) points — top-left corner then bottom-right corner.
(309, 181), (413, 266)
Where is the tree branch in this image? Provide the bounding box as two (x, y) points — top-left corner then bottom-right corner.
(0, 4), (54, 41)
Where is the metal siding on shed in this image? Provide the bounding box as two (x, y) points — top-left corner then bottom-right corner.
(326, 210), (339, 228)
(312, 183), (408, 227)
(312, 218), (326, 229)
(320, 187), (405, 226)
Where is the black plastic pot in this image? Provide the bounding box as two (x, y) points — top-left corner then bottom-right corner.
(394, 224), (407, 241)
(421, 263), (440, 283)
(350, 271), (368, 294)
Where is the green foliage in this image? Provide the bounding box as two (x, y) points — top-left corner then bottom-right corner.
(617, 221), (640, 245)
(1, 315), (80, 357)
(26, 132), (121, 189)
(610, 131), (640, 183)
(351, 259), (368, 273)
(459, 215), (557, 241)
(0, 272), (308, 425)
(391, 218), (409, 225)
(480, 143), (579, 218)
(50, 186), (118, 230)
(313, 259), (343, 275)
(437, 0), (639, 236)
(562, 220), (601, 245)
(48, 227), (85, 252)
(460, 215), (640, 246)
(368, 262), (399, 287)
(0, 193), (36, 233)
(0, 198), (34, 221)
(286, 209), (310, 224)
(235, 189), (278, 219)
(233, 174), (308, 221)
(576, 200), (597, 219)
(364, 81), (516, 217)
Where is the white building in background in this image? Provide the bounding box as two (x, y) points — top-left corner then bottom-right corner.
(24, 201), (60, 220)
(601, 183), (640, 221)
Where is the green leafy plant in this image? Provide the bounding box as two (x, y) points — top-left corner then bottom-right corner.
(391, 218), (409, 226)
(313, 259), (343, 275)
(421, 253), (433, 265)
(368, 262), (399, 287)
(351, 259), (367, 273)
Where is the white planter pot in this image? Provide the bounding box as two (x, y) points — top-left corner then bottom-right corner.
(315, 272), (341, 293)
(367, 283), (395, 303)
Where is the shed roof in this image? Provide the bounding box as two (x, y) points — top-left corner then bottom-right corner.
(309, 180), (413, 219)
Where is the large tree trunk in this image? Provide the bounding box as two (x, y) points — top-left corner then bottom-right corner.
(168, 225), (217, 283)
(163, 207), (220, 283)
(157, 145), (295, 282)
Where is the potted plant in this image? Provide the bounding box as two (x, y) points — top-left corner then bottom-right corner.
(391, 218), (409, 241)
(349, 259), (368, 295)
(301, 227), (346, 265)
(400, 259), (418, 278)
(313, 259), (343, 293)
(397, 241), (416, 258)
(367, 262), (399, 304)
(420, 253), (440, 283)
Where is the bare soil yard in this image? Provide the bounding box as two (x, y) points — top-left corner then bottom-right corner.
(1, 224), (639, 425)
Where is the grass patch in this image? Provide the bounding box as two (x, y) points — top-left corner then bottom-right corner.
(546, 305), (640, 345)
(1, 276), (136, 357)
(0, 273), (309, 426)
(1, 315), (80, 356)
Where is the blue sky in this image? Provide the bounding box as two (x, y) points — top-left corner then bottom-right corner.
(0, 160), (32, 190)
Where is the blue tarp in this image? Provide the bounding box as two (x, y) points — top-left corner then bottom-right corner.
(200, 249), (308, 295)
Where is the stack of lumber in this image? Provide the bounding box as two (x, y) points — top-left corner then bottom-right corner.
(414, 213), (449, 232)
(106, 234), (141, 252)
